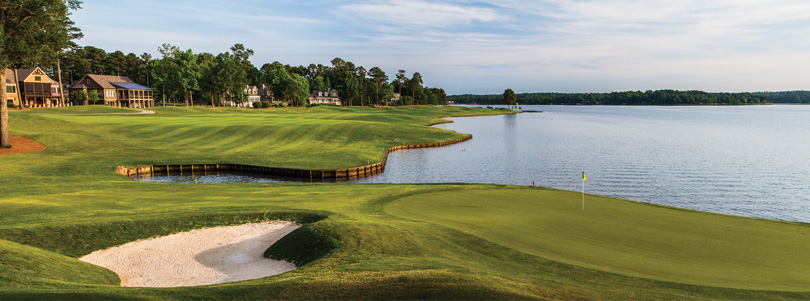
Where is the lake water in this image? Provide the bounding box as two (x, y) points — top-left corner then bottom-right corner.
(137, 105), (810, 223)
(358, 105), (810, 223)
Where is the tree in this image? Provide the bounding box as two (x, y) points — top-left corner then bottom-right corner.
(213, 52), (247, 106)
(196, 52), (217, 106)
(503, 89), (516, 108)
(174, 49), (201, 106)
(395, 69), (406, 97)
(1, 0), (82, 148)
(409, 72), (423, 105)
(87, 89), (100, 104)
(309, 75), (326, 91)
(354, 66), (366, 106)
(367, 67), (387, 106)
(105, 50), (126, 75)
(140, 52), (152, 86)
(340, 70), (358, 106)
(230, 43), (254, 62)
(290, 74), (310, 107)
(84, 46), (107, 74)
(70, 90), (86, 106)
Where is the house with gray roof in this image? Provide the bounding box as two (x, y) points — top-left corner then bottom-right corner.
(309, 89), (341, 106)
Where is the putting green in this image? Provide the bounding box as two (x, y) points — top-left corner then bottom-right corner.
(385, 187), (810, 291)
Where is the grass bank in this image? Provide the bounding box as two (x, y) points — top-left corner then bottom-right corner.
(0, 106), (808, 299)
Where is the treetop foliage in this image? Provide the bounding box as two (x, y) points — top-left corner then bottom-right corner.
(51, 45), (447, 107)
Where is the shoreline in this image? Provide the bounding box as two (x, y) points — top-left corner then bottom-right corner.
(117, 111), (520, 181)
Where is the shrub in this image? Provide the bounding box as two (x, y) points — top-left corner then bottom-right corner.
(252, 101), (261, 108)
(279, 101), (288, 108)
(261, 101), (272, 108)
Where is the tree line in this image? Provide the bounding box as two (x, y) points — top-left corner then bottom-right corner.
(49, 44), (447, 107)
(450, 90), (780, 106)
(754, 91), (810, 104)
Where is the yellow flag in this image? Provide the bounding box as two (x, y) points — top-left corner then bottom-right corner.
(582, 172), (586, 182)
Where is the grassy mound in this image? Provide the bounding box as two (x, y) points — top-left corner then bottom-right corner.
(0, 239), (119, 288)
(0, 106), (808, 299)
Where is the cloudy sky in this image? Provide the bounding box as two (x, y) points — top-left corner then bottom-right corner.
(70, 0), (810, 94)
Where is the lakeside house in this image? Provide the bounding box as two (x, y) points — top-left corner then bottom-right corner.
(245, 85), (261, 103)
(5, 67), (63, 108)
(221, 85), (259, 108)
(259, 84), (274, 102)
(309, 89), (341, 106)
(68, 74), (154, 108)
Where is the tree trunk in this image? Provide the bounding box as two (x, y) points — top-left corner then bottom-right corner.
(13, 69), (22, 109)
(211, 93), (215, 108)
(57, 58), (66, 107)
(189, 90), (193, 107)
(0, 72), (11, 148)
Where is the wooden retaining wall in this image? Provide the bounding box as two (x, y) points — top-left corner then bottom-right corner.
(117, 134), (472, 180)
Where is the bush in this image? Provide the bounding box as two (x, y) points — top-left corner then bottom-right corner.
(260, 101), (272, 108)
(252, 101), (261, 108)
(278, 101), (288, 108)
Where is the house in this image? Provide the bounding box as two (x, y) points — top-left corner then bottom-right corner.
(5, 67), (64, 108)
(68, 74), (154, 108)
(245, 85), (261, 104)
(390, 93), (401, 103)
(309, 89), (341, 106)
(221, 85), (260, 108)
(4, 69), (20, 107)
(259, 84), (274, 102)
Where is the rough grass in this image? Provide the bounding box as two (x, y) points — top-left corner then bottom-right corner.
(0, 106), (808, 299)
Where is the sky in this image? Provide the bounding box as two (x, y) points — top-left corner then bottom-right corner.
(69, 0), (810, 95)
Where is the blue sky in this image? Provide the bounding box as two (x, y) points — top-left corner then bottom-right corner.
(70, 0), (810, 94)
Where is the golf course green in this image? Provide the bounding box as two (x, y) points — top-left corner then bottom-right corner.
(0, 105), (808, 299)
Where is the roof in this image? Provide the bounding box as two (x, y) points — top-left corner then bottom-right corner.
(111, 82), (152, 90)
(4, 69), (14, 84)
(86, 74), (134, 89)
(69, 74), (137, 90)
(311, 88), (339, 97)
(15, 69), (35, 81)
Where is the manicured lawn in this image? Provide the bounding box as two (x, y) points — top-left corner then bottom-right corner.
(0, 106), (808, 299)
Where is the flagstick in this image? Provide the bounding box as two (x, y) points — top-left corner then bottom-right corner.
(582, 171), (586, 211)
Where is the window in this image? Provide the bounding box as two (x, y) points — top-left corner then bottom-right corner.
(106, 90), (115, 98)
(35, 76), (41, 81)
(6, 85), (14, 93)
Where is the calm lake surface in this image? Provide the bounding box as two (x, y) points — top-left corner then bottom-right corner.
(138, 105), (810, 223)
(358, 105), (810, 223)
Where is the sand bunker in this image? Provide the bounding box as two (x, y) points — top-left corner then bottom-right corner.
(80, 221), (301, 287)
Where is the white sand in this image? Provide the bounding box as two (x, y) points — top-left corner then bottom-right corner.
(80, 221), (301, 287)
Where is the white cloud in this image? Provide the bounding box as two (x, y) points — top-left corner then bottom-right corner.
(70, 0), (810, 94)
(340, 0), (503, 28)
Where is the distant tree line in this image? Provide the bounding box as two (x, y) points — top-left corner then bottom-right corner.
(754, 91), (810, 104)
(43, 44), (447, 107)
(450, 90), (781, 106)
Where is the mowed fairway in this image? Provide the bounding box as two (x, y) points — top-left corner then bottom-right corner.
(0, 105), (808, 299)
